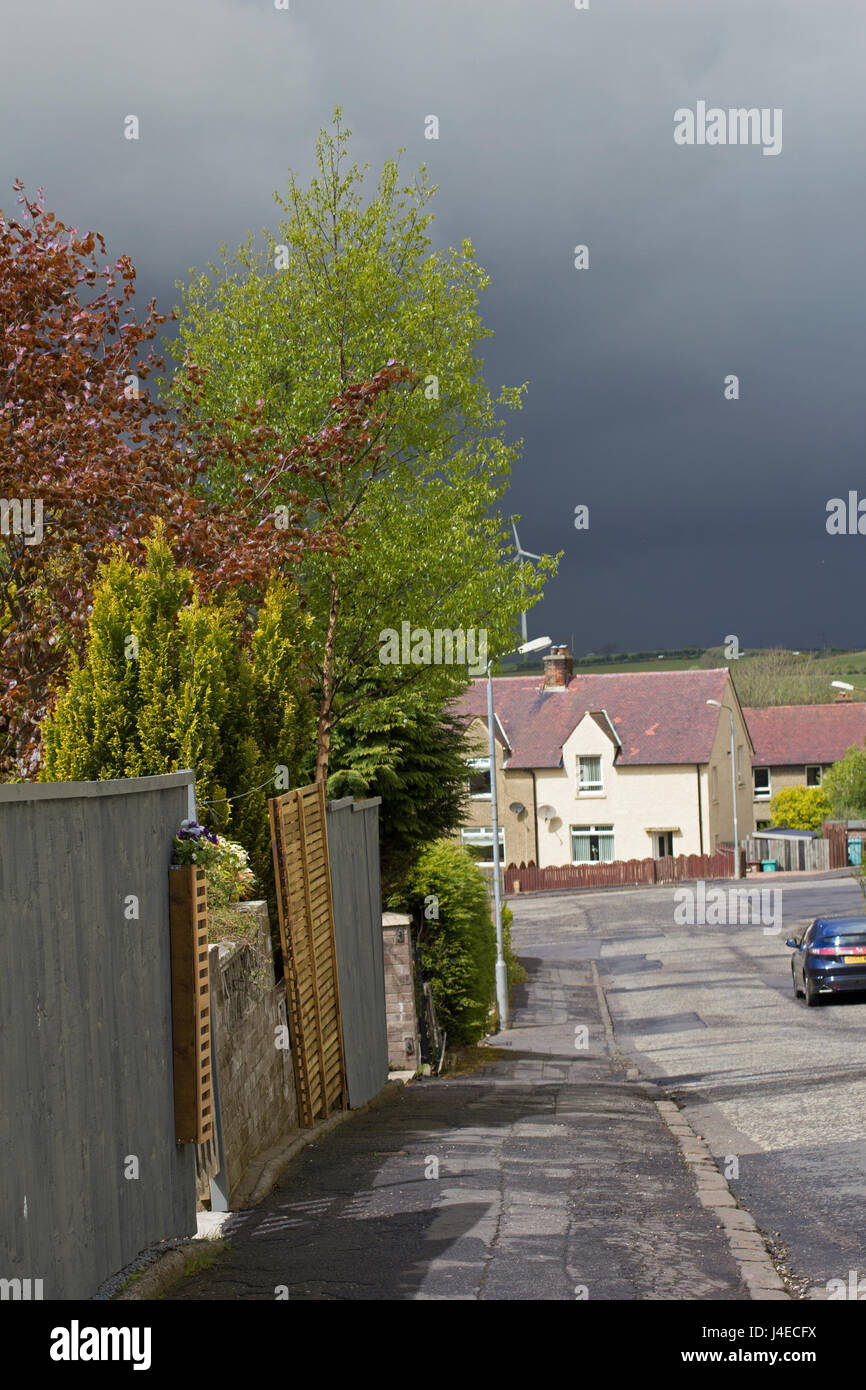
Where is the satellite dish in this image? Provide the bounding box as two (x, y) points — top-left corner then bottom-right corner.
(537, 804), (556, 822)
(509, 801), (526, 816)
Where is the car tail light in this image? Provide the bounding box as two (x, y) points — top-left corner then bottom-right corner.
(810, 945), (866, 957)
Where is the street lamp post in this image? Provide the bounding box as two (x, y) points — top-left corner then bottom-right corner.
(707, 699), (741, 879)
(489, 635), (551, 1030)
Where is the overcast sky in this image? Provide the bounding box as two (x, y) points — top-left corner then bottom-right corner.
(4, 0), (865, 654)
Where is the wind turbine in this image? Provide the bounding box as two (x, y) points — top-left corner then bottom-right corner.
(510, 516), (541, 647)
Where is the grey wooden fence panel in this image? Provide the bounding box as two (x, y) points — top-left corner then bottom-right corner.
(0, 773), (198, 1300)
(745, 836), (829, 872)
(326, 797), (388, 1109)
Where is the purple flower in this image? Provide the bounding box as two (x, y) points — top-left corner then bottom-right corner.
(176, 820), (219, 847)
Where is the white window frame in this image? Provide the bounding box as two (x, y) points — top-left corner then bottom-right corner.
(466, 756), (492, 801)
(805, 765), (822, 788)
(576, 754), (603, 795)
(753, 767), (771, 801)
(460, 825), (505, 864)
(571, 824), (615, 864)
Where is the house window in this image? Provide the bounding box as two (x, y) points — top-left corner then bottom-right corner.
(737, 745), (744, 783)
(753, 768), (771, 800)
(805, 765), (822, 788)
(460, 826), (505, 864)
(711, 767), (718, 802)
(653, 831), (674, 859)
(467, 756), (491, 800)
(571, 824), (615, 864)
(577, 755), (603, 794)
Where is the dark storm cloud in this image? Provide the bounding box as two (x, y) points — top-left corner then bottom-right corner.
(3, 0), (864, 652)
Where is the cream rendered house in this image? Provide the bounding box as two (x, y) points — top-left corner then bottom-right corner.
(454, 649), (754, 869)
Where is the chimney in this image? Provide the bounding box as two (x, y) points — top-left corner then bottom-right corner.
(542, 645), (573, 691)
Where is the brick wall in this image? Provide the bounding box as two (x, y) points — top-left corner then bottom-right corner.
(382, 912), (419, 1069)
(204, 902), (300, 1206)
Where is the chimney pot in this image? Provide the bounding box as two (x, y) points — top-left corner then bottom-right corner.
(542, 645), (573, 690)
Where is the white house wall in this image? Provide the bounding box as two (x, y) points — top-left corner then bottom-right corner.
(532, 706), (753, 869)
(534, 716), (706, 867)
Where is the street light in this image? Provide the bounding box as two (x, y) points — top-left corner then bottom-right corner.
(707, 699), (742, 879)
(488, 635), (552, 1030)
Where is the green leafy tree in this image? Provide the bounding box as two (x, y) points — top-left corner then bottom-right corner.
(769, 785), (833, 832)
(170, 111), (557, 781)
(823, 745), (866, 820)
(325, 683), (471, 895)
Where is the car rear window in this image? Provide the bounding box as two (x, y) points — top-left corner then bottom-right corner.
(815, 922), (866, 943)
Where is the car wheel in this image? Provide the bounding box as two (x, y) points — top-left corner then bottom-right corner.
(792, 963), (804, 999)
(805, 976), (822, 1008)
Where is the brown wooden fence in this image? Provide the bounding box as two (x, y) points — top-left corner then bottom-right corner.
(269, 782), (346, 1127)
(823, 821), (851, 870)
(504, 849), (742, 894)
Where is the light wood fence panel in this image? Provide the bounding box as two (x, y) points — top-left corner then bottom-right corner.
(270, 783), (346, 1127)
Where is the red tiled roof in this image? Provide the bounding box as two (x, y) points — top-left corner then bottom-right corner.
(744, 703), (866, 767)
(452, 668), (734, 768)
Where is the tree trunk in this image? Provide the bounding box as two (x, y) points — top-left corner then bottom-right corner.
(314, 570), (339, 784)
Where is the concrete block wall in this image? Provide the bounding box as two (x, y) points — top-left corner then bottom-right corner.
(382, 912), (419, 1069)
(206, 902), (299, 1205)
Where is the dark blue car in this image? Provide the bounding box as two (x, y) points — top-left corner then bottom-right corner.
(786, 916), (866, 1007)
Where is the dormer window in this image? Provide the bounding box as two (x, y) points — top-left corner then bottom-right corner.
(577, 755), (603, 794)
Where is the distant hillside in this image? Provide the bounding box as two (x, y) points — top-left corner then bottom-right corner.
(497, 646), (866, 709)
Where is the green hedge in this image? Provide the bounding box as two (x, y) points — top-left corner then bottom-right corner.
(396, 840), (524, 1044)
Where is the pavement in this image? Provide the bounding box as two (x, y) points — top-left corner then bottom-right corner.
(166, 909), (781, 1301)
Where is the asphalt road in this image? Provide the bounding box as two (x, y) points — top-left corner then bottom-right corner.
(509, 872), (866, 1297)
